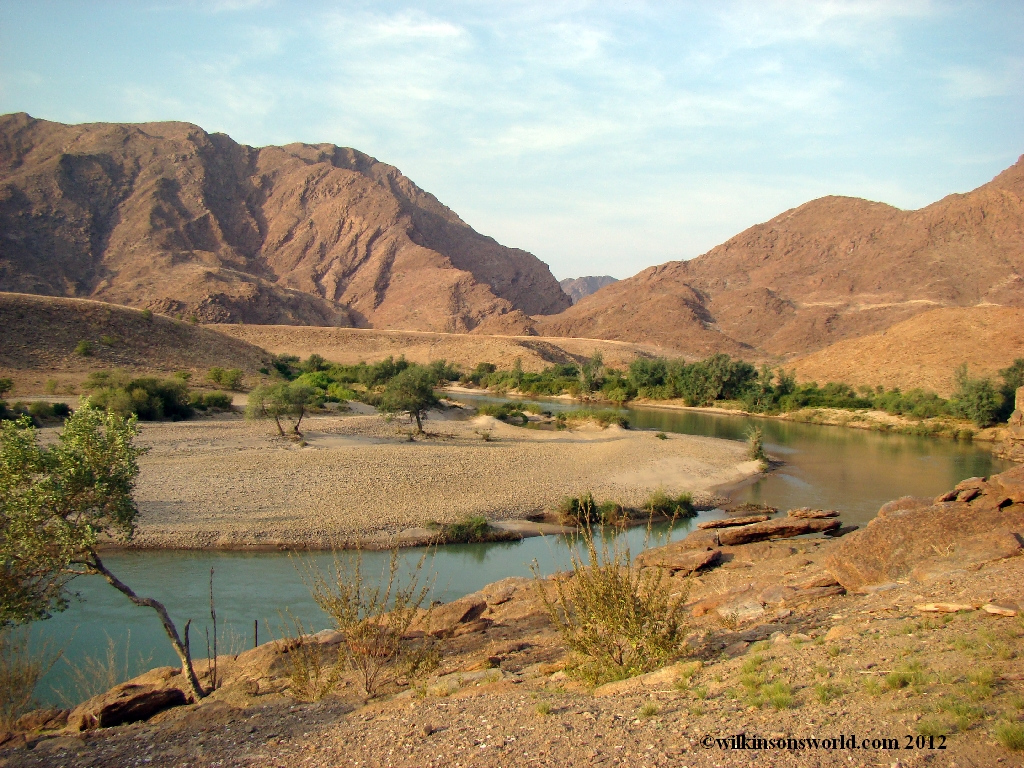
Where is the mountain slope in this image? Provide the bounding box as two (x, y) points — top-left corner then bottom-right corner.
(559, 275), (617, 304)
(538, 155), (1024, 356)
(0, 113), (570, 331)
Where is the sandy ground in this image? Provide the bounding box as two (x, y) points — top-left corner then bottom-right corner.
(114, 406), (759, 549)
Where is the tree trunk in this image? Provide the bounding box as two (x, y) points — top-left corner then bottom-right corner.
(273, 414), (285, 436)
(414, 411), (423, 433)
(86, 551), (206, 702)
(293, 407), (304, 436)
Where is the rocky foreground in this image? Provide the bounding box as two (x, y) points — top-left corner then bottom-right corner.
(3, 466), (1023, 767)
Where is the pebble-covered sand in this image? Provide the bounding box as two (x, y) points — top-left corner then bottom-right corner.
(124, 407), (760, 549)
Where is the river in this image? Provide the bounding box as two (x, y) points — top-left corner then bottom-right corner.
(29, 399), (1009, 705)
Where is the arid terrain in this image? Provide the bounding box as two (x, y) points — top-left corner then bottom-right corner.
(538, 155), (1024, 357)
(119, 406), (756, 549)
(5, 467), (1023, 768)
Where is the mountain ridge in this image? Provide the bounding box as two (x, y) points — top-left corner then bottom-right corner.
(0, 113), (570, 332)
(537, 155), (1024, 357)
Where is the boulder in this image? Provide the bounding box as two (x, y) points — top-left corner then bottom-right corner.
(825, 465), (1024, 591)
(68, 683), (187, 730)
(634, 548), (721, 574)
(698, 515), (770, 529)
(591, 661), (702, 697)
(424, 596), (488, 638)
(14, 708), (67, 732)
(717, 517), (841, 546)
(787, 508), (839, 519)
(676, 529), (721, 550)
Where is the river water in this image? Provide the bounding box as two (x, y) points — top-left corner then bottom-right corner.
(30, 399), (1009, 705)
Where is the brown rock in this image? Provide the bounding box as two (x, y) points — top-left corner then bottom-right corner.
(676, 529), (721, 550)
(425, 596), (488, 638)
(721, 542), (797, 562)
(877, 497), (932, 519)
(717, 517), (841, 546)
(697, 515), (769, 529)
(592, 661), (702, 697)
(825, 465), (1024, 590)
(914, 603), (975, 613)
(14, 708), (67, 732)
(634, 548), (721, 574)
(786, 508), (839, 519)
(68, 683), (188, 730)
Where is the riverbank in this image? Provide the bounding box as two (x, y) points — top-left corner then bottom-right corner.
(103, 406), (759, 550)
(448, 385), (1005, 446)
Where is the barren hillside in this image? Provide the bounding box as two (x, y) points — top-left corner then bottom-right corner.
(788, 305), (1024, 396)
(0, 113), (569, 333)
(538, 155), (1024, 356)
(0, 292), (270, 393)
(212, 325), (672, 373)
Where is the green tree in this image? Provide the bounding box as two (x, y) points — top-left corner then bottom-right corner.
(378, 366), (440, 433)
(0, 405), (205, 700)
(246, 381), (321, 437)
(950, 364), (1001, 428)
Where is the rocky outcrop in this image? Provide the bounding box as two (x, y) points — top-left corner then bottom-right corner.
(0, 113), (569, 332)
(996, 386), (1024, 462)
(558, 276), (617, 305)
(68, 674), (188, 730)
(697, 514), (770, 529)
(633, 547), (721, 574)
(825, 465), (1024, 590)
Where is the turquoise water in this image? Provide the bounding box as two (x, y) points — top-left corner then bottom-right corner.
(30, 398), (1008, 705)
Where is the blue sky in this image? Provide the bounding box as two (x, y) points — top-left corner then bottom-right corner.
(1, 1), (1022, 280)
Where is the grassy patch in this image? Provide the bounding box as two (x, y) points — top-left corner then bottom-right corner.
(994, 721), (1024, 751)
(429, 516), (522, 545)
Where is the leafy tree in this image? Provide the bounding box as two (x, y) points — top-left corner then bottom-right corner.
(0, 405), (205, 700)
(378, 366), (440, 433)
(950, 364), (1001, 428)
(246, 381), (321, 437)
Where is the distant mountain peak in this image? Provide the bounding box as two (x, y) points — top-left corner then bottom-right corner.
(559, 275), (618, 304)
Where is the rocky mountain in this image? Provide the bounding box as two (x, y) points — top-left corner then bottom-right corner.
(0, 113), (570, 331)
(538, 155), (1024, 357)
(558, 275), (617, 304)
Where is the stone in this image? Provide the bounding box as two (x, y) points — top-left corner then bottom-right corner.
(592, 661), (702, 697)
(982, 603), (1018, 617)
(424, 596), (488, 638)
(914, 603), (975, 613)
(723, 542), (797, 562)
(825, 464), (1024, 591)
(717, 517), (841, 546)
(697, 515), (770, 529)
(876, 497), (931, 519)
(824, 625), (855, 642)
(723, 641), (750, 657)
(68, 683), (188, 730)
(787, 508), (840, 519)
(14, 708), (68, 732)
(676, 529), (721, 550)
(634, 548), (721, 574)
(725, 503), (778, 517)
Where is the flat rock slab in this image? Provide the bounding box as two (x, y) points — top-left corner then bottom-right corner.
(635, 547), (721, 574)
(698, 514), (770, 529)
(717, 517), (841, 546)
(592, 661), (702, 697)
(787, 508), (840, 519)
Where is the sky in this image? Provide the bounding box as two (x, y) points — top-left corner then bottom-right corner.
(1, 1), (1022, 281)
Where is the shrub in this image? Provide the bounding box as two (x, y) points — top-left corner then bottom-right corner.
(644, 489), (695, 518)
(140, 308), (153, 321)
(950, 364), (1001, 427)
(192, 392), (233, 411)
(87, 376), (193, 420)
(74, 340), (94, 357)
(0, 627), (62, 728)
(208, 368), (244, 391)
(301, 549), (435, 698)
(745, 425), (766, 461)
(557, 493), (628, 525)
(533, 527), (690, 685)
(477, 402), (528, 424)
(430, 516), (520, 544)
(563, 408), (629, 428)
